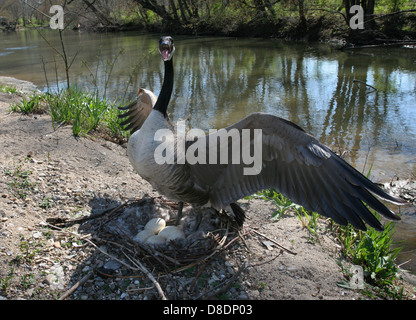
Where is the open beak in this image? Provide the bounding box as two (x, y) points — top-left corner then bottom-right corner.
(160, 41), (175, 61)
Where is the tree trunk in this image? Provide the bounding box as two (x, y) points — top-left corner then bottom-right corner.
(298, 0), (307, 31)
(168, 0), (182, 23)
(176, 0), (189, 24)
(363, 0), (375, 29)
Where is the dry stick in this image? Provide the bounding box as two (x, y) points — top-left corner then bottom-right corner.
(59, 267), (95, 300)
(44, 222), (142, 298)
(82, 235), (168, 300)
(45, 202), (169, 300)
(167, 227), (230, 275)
(123, 251), (168, 300)
(46, 201), (130, 227)
(47, 223), (138, 273)
(238, 228), (251, 250)
(189, 264), (210, 292)
(80, 237), (168, 300)
(193, 245), (282, 299)
(248, 252), (282, 268)
(223, 229), (252, 250)
(248, 227), (297, 255)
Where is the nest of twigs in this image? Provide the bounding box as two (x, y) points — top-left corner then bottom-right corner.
(101, 198), (239, 272)
(45, 197), (296, 300)
(48, 197), (241, 273)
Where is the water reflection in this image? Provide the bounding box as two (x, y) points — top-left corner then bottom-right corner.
(1, 31), (415, 180)
(1, 30), (415, 270)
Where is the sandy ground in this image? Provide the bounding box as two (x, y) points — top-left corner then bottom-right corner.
(0, 77), (415, 301)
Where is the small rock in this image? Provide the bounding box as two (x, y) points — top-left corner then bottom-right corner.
(82, 266), (91, 273)
(238, 292), (249, 299)
(46, 264), (66, 291)
(104, 260), (122, 271)
(32, 231), (42, 239)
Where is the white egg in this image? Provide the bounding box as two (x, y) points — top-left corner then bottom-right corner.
(133, 229), (154, 243)
(145, 235), (166, 247)
(144, 218), (166, 234)
(158, 226), (185, 242)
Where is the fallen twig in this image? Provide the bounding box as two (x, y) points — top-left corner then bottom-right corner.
(223, 228), (251, 250)
(123, 251), (168, 300)
(46, 200), (130, 227)
(248, 227), (297, 255)
(344, 42), (416, 49)
(59, 266), (95, 300)
(248, 252), (282, 268)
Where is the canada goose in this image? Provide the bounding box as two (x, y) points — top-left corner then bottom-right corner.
(119, 36), (406, 231)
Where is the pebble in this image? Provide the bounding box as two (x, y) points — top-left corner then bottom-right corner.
(104, 260), (122, 271)
(32, 231), (42, 239)
(46, 264), (66, 291)
(82, 266), (91, 273)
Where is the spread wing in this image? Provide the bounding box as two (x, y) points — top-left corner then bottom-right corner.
(118, 88), (157, 134)
(188, 112), (405, 230)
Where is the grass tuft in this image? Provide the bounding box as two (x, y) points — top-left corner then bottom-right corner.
(9, 87), (132, 139)
(258, 188), (404, 298)
(10, 92), (46, 114)
(48, 87), (131, 138)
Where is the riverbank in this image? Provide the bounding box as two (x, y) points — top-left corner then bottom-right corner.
(0, 76), (415, 300)
(151, 14), (416, 48)
(6, 12), (416, 48)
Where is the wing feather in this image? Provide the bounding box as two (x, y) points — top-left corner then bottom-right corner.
(118, 88), (157, 134)
(189, 112), (405, 230)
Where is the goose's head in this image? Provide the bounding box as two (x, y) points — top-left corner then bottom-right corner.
(159, 36), (175, 61)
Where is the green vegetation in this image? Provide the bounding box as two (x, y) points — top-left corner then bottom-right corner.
(46, 88), (110, 137)
(333, 219), (403, 294)
(258, 188), (405, 299)
(257, 188), (298, 220)
(8, 88), (130, 140)
(258, 188), (322, 239)
(10, 92), (45, 115)
(0, 268), (15, 292)
(4, 159), (35, 200)
(128, 0), (416, 38)
(1, 1), (415, 40)
(0, 85), (23, 95)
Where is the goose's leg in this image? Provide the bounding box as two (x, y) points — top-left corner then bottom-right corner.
(176, 201), (184, 225)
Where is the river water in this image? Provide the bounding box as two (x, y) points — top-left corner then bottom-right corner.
(1, 30), (415, 272)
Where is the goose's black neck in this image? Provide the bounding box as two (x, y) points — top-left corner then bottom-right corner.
(154, 59), (173, 117)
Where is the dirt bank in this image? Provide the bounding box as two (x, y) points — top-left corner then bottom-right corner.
(0, 77), (415, 301)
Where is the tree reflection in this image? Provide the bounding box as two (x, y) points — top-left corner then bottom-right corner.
(2, 31), (414, 177)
